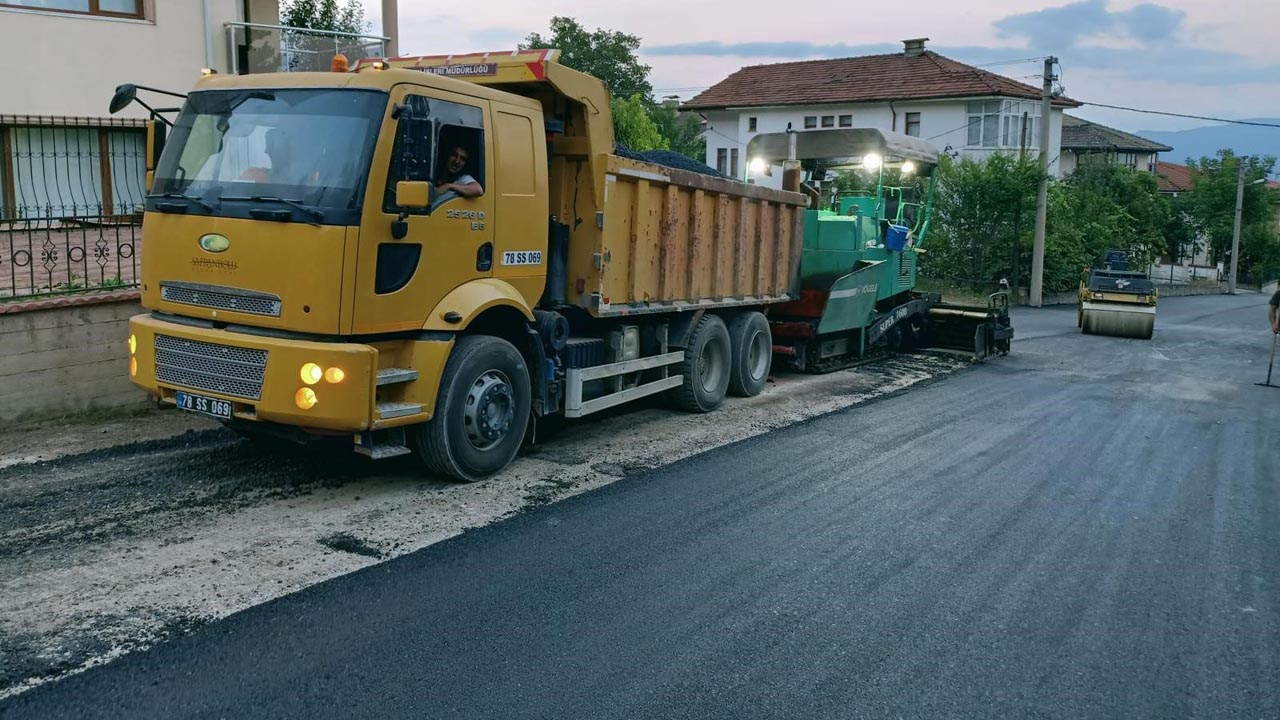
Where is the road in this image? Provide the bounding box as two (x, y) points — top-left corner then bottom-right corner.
(4, 293), (1278, 718)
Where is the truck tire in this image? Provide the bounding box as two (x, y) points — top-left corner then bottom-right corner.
(727, 311), (771, 397)
(414, 335), (531, 482)
(670, 313), (731, 412)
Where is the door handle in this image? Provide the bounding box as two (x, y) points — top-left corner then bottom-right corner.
(476, 242), (493, 272)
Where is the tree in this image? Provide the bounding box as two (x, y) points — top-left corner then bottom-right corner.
(281, 0), (367, 33)
(648, 101), (705, 161)
(1182, 151), (1279, 277)
(611, 95), (668, 152)
(521, 17), (652, 100)
(924, 153), (1042, 289)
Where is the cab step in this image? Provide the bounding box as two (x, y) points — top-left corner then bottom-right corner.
(354, 426), (412, 460)
(357, 443), (412, 460)
(377, 401), (422, 419)
(376, 368), (419, 386)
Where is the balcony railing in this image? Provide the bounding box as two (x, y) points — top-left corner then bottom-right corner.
(224, 22), (389, 75)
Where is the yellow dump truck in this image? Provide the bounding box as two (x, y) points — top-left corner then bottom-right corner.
(117, 50), (807, 481)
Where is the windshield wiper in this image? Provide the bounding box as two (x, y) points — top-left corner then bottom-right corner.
(221, 195), (324, 223)
(150, 191), (214, 213)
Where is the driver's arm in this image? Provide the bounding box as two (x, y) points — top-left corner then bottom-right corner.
(437, 175), (483, 199)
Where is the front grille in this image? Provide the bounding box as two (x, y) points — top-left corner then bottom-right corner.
(154, 334), (268, 400)
(161, 282), (282, 317)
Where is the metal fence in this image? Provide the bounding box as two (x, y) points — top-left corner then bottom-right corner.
(1, 116), (144, 300)
(225, 22), (388, 75)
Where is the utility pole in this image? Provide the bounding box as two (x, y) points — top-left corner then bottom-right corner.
(1029, 57), (1056, 307)
(1024, 55), (1054, 302)
(1228, 158), (1246, 294)
(381, 0), (399, 58)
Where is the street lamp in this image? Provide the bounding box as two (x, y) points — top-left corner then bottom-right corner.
(1228, 159), (1268, 295)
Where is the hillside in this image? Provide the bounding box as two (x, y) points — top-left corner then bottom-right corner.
(1138, 119), (1280, 168)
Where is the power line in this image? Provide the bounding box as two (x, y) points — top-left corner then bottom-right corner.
(975, 56), (1050, 68)
(1077, 102), (1280, 128)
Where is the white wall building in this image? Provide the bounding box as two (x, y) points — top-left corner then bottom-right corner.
(682, 39), (1079, 189)
(0, 0), (396, 217)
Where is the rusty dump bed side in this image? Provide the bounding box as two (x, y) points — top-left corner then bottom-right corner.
(581, 155), (808, 318)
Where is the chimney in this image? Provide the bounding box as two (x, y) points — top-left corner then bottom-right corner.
(902, 38), (929, 57)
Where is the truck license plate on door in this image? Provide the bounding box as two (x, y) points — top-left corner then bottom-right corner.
(175, 391), (232, 420)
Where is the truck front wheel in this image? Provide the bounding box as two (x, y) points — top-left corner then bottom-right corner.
(414, 335), (531, 482)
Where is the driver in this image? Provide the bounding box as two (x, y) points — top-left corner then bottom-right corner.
(434, 145), (483, 199)
(241, 128), (319, 186)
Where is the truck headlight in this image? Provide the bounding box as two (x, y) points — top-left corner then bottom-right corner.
(295, 387), (318, 409)
(300, 362), (323, 385)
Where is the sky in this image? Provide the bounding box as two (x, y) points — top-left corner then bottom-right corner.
(361, 0), (1280, 134)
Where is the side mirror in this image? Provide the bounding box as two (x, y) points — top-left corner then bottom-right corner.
(396, 180), (432, 209)
(109, 84), (138, 114)
(145, 119), (166, 193)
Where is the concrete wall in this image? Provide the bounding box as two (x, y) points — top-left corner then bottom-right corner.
(1021, 282), (1223, 306)
(0, 293), (146, 425)
(0, 0), (246, 119)
(704, 99), (1067, 190)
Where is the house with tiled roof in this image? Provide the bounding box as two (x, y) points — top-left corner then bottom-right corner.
(1059, 115), (1172, 175)
(1155, 161), (1195, 195)
(681, 38), (1081, 188)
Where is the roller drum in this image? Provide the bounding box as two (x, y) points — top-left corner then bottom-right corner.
(1079, 301), (1154, 339)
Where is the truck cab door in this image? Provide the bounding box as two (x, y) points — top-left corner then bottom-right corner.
(352, 88), (495, 334)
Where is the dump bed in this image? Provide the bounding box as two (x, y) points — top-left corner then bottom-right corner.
(574, 156), (807, 317)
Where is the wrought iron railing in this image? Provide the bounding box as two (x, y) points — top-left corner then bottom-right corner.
(1, 116), (145, 300)
(1, 214), (140, 300)
(225, 22), (389, 75)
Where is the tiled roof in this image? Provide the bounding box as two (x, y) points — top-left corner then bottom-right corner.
(1156, 161), (1194, 193)
(681, 50), (1081, 110)
(1061, 115), (1172, 153)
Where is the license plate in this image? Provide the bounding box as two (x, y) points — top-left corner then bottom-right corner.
(175, 391), (232, 420)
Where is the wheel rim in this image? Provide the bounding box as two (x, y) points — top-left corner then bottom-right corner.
(746, 328), (769, 381)
(699, 336), (727, 393)
(463, 370), (515, 451)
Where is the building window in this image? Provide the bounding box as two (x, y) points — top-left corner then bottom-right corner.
(820, 116), (834, 128)
(748, 117), (757, 132)
(838, 115), (852, 128)
(905, 112), (921, 137)
(2, 122), (147, 218)
(0, 0), (144, 19)
(968, 100), (1041, 149)
(716, 148), (728, 174)
(804, 116), (817, 129)
(730, 149), (739, 178)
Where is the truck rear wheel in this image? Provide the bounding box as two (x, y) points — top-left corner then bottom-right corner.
(414, 335), (531, 482)
(670, 313), (731, 412)
(727, 311), (771, 397)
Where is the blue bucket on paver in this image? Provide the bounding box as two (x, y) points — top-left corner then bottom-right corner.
(885, 224), (910, 251)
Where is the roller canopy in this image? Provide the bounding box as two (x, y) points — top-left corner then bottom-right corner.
(746, 128), (939, 168)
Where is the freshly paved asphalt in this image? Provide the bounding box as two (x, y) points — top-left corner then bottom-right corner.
(4, 293), (1278, 719)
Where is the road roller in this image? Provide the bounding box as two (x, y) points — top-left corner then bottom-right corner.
(746, 128), (1013, 372)
(1078, 249), (1157, 339)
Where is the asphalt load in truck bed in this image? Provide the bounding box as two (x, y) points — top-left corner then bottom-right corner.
(614, 145), (730, 179)
(0, 352), (970, 700)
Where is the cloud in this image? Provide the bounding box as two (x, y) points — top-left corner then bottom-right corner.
(994, 0), (1186, 47)
(645, 41), (899, 58)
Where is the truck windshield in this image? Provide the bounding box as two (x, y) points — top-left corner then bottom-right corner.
(152, 88), (387, 224)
